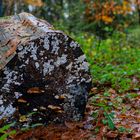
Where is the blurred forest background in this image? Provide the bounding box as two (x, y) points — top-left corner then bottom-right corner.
(1, 0), (140, 139)
(1, 0), (140, 36)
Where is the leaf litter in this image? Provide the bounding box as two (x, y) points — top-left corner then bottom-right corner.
(8, 84), (140, 139)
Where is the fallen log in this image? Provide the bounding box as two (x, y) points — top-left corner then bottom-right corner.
(0, 12), (92, 127)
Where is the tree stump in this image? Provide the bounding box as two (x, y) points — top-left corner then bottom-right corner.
(0, 12), (92, 126)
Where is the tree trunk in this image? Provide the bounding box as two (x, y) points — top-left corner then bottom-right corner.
(138, 8), (140, 24)
(0, 0), (2, 17)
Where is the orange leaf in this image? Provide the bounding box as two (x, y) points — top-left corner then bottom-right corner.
(24, 0), (44, 7)
(102, 15), (113, 23)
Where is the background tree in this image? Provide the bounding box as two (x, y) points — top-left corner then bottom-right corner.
(1, 0), (138, 37)
(84, 0), (133, 38)
(134, 0), (140, 24)
(0, 0), (2, 16)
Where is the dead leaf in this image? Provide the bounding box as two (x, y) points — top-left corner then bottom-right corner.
(106, 131), (118, 138)
(64, 121), (77, 130)
(91, 87), (97, 93)
(108, 88), (116, 94)
(133, 133), (140, 139)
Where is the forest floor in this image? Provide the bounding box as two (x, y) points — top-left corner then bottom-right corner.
(12, 85), (140, 140)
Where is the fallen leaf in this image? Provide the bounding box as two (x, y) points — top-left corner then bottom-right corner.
(133, 133), (140, 139)
(106, 131), (118, 138)
(64, 121), (77, 129)
(108, 88), (116, 94)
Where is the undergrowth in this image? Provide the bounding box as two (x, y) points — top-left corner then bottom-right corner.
(74, 27), (140, 93)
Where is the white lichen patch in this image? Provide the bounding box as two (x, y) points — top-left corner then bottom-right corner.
(78, 61), (89, 71)
(74, 55), (89, 72)
(66, 75), (77, 85)
(2, 71), (15, 90)
(18, 46), (28, 59)
(14, 92), (22, 99)
(2, 70), (22, 92)
(39, 50), (44, 56)
(43, 36), (50, 50)
(64, 35), (69, 41)
(70, 41), (79, 49)
(66, 62), (73, 70)
(0, 99), (3, 105)
(43, 59), (54, 75)
(51, 38), (60, 54)
(76, 55), (86, 63)
(30, 44), (38, 60)
(30, 54), (37, 60)
(35, 62), (39, 69)
(3, 67), (9, 75)
(0, 104), (16, 120)
(54, 54), (67, 67)
(85, 77), (92, 83)
(19, 64), (26, 69)
(18, 45), (23, 51)
(25, 59), (29, 64)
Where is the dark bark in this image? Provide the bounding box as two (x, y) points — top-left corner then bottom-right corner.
(0, 0), (2, 17)
(138, 8), (140, 24)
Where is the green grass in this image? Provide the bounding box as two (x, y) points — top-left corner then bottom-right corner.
(73, 28), (140, 93)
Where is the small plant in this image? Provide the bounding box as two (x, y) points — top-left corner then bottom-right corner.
(92, 99), (115, 130)
(103, 112), (115, 130)
(118, 126), (132, 133)
(0, 123), (16, 140)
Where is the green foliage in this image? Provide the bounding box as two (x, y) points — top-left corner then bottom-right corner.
(103, 112), (115, 130)
(92, 102), (115, 130)
(118, 126), (132, 133)
(52, 0), (85, 34)
(72, 28), (140, 93)
(0, 123), (16, 140)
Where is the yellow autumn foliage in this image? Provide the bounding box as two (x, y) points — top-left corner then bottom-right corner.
(85, 0), (132, 24)
(24, 0), (44, 7)
(102, 15), (113, 23)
